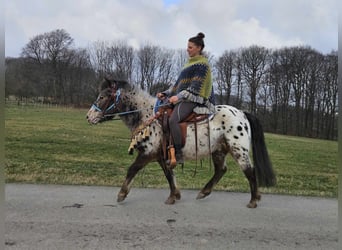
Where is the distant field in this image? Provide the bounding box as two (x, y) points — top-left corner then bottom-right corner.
(5, 104), (338, 197)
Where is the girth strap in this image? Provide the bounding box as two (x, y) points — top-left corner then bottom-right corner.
(193, 121), (198, 176)
(162, 109), (170, 160)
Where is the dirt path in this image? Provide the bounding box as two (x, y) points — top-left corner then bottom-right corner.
(5, 184), (338, 250)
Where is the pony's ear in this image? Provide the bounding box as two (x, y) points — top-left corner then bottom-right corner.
(104, 76), (111, 83)
(101, 77), (128, 90)
(101, 77), (113, 90)
(114, 80), (129, 89)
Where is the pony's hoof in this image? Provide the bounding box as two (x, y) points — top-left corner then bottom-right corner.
(117, 193), (127, 203)
(164, 197), (176, 205)
(247, 201), (257, 208)
(117, 196), (125, 202)
(196, 192), (209, 200)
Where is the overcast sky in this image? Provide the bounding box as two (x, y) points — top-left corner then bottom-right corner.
(5, 0), (338, 58)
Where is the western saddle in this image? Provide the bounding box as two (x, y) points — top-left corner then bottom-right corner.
(154, 105), (208, 168)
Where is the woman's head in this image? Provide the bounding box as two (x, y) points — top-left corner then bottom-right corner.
(187, 32), (205, 57)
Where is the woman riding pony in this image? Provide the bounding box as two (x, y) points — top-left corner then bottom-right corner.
(157, 32), (215, 165)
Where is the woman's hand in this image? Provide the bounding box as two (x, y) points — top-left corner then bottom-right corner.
(156, 93), (166, 100)
(169, 95), (179, 104)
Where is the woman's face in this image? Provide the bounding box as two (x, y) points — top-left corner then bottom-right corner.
(187, 41), (202, 57)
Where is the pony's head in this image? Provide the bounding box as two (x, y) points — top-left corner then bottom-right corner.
(86, 77), (128, 124)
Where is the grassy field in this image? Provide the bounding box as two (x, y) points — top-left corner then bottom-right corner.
(5, 103), (338, 198)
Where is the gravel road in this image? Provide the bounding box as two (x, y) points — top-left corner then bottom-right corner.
(5, 183), (338, 250)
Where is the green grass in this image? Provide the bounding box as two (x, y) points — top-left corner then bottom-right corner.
(5, 104), (338, 197)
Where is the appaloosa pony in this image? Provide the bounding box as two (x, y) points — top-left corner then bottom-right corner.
(86, 78), (276, 208)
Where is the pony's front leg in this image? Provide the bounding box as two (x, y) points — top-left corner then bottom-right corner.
(158, 158), (181, 205)
(117, 152), (152, 203)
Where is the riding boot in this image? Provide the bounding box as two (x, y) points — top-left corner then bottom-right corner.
(174, 144), (184, 164)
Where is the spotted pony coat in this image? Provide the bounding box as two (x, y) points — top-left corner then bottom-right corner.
(86, 78), (276, 208)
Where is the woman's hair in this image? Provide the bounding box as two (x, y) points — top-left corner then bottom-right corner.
(188, 32), (205, 51)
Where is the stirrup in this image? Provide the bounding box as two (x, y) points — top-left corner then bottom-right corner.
(167, 153), (183, 169)
(167, 147), (177, 169)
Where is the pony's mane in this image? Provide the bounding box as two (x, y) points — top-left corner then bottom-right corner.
(129, 83), (156, 107)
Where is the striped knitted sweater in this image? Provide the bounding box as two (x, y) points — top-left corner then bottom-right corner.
(164, 55), (215, 114)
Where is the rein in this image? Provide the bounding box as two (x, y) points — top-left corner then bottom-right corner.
(105, 103), (172, 118)
(92, 85), (175, 120)
(104, 106), (153, 118)
(92, 91), (171, 120)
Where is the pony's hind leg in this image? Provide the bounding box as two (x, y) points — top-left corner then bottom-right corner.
(233, 151), (260, 208)
(117, 152), (152, 203)
(243, 166), (261, 208)
(197, 150), (228, 200)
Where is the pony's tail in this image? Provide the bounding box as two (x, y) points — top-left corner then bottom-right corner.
(244, 112), (276, 187)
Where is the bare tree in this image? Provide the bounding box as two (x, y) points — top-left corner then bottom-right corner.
(136, 43), (159, 90)
(276, 48), (293, 134)
(88, 40), (112, 79)
(233, 54), (244, 108)
(267, 50), (283, 132)
(135, 44), (176, 92)
(21, 29), (75, 103)
(148, 48), (187, 95)
(109, 41), (135, 82)
(43, 29), (74, 63)
(319, 51), (338, 139)
(289, 47), (307, 135)
(215, 50), (236, 104)
(66, 48), (96, 105)
(155, 49), (175, 86)
(174, 49), (188, 73)
(240, 45), (269, 114)
(21, 34), (46, 64)
(302, 49), (323, 137)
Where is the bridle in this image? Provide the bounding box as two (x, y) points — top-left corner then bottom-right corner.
(91, 86), (122, 118)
